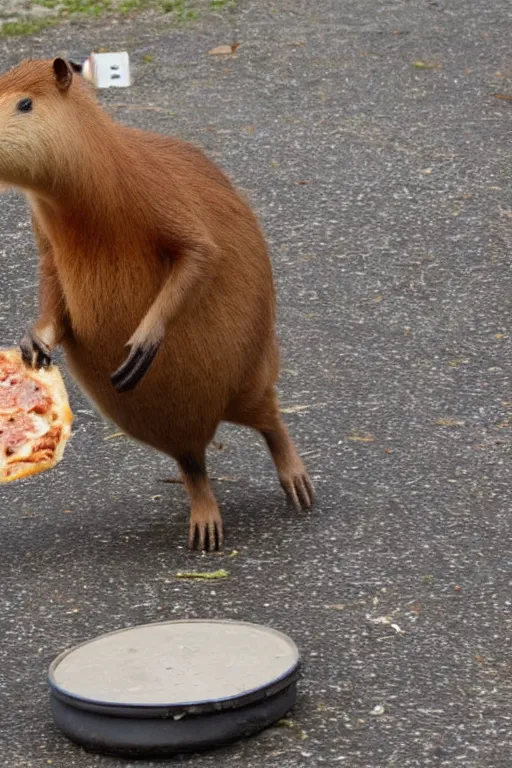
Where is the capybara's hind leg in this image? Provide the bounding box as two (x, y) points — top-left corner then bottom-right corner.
(178, 451), (224, 552)
(227, 388), (314, 510)
(262, 415), (315, 511)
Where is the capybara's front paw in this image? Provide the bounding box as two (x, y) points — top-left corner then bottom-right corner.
(111, 341), (160, 393)
(19, 329), (52, 369)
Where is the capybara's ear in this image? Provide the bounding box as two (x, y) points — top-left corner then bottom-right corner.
(69, 61), (83, 75)
(53, 58), (73, 91)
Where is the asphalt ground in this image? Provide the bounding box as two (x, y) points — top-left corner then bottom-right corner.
(0, 1), (511, 766)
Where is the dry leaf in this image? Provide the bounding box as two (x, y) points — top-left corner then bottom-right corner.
(280, 404), (311, 414)
(413, 60), (441, 70)
(209, 44), (235, 56)
(277, 720), (309, 740)
(348, 432), (376, 443)
(369, 616), (405, 634)
(370, 615), (393, 625)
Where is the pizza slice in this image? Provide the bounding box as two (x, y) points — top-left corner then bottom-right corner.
(0, 348), (73, 483)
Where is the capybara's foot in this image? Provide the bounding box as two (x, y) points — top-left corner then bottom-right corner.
(280, 462), (315, 511)
(188, 502), (224, 552)
(262, 419), (315, 511)
(178, 451), (224, 552)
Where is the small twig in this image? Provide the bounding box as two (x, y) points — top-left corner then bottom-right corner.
(176, 570), (230, 580)
(491, 93), (512, 101)
(109, 103), (173, 113)
(103, 431), (125, 440)
(160, 475), (241, 484)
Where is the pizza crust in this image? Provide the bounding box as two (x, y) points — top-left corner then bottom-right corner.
(0, 348), (73, 483)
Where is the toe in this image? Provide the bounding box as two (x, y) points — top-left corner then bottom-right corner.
(20, 334), (36, 368)
(295, 475), (312, 509)
(216, 521), (224, 550)
(207, 522), (217, 552)
(282, 477), (301, 511)
(197, 524), (207, 552)
(304, 474), (315, 505)
(188, 524), (197, 550)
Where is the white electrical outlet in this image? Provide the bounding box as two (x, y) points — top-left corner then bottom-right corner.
(82, 52), (131, 89)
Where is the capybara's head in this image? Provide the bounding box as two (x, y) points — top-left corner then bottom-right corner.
(0, 58), (93, 189)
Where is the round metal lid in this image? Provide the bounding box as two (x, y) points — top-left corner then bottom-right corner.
(49, 620), (300, 715)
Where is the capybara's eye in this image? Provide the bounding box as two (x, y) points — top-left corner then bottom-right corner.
(17, 98), (33, 113)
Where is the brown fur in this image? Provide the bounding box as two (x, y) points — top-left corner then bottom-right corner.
(0, 58), (314, 550)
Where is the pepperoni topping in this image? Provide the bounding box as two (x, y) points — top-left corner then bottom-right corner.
(0, 373), (51, 415)
(19, 379), (52, 415)
(0, 386), (19, 411)
(0, 413), (36, 456)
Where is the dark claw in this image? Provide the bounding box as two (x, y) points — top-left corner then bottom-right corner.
(19, 330), (52, 369)
(111, 342), (160, 393)
(281, 470), (315, 512)
(188, 520), (224, 552)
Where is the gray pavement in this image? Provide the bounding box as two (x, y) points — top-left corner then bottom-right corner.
(0, 1), (511, 766)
